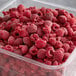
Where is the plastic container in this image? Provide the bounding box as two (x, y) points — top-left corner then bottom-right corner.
(0, 0), (76, 76)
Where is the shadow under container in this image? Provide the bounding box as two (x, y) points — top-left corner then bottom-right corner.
(0, 0), (76, 76)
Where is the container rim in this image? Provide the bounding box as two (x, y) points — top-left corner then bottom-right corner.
(0, 0), (76, 70)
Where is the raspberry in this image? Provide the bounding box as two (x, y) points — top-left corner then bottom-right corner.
(53, 61), (59, 65)
(23, 37), (32, 46)
(44, 11), (53, 21)
(58, 48), (64, 52)
(62, 43), (70, 52)
(49, 37), (56, 46)
(23, 10), (31, 18)
(66, 26), (73, 36)
(68, 45), (75, 53)
(0, 30), (9, 40)
(24, 53), (32, 59)
(58, 15), (67, 23)
(35, 39), (46, 48)
(5, 45), (14, 52)
(29, 46), (38, 55)
(56, 28), (65, 37)
(54, 49), (64, 62)
(72, 25), (76, 31)
(52, 23), (60, 31)
(14, 38), (23, 46)
(27, 23), (37, 33)
(8, 36), (15, 45)
(63, 53), (70, 62)
(52, 9), (58, 17)
(55, 41), (63, 49)
(31, 14), (39, 21)
(17, 4), (25, 13)
(37, 49), (46, 59)
(19, 45), (28, 55)
(44, 20), (52, 27)
(30, 34), (39, 42)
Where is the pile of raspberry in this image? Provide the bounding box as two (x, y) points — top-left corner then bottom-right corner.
(0, 4), (76, 65)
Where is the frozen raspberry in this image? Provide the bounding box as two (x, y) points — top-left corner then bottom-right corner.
(58, 48), (65, 52)
(14, 38), (23, 46)
(68, 45), (75, 53)
(24, 53), (32, 59)
(23, 37), (32, 46)
(54, 49), (64, 62)
(5, 45), (14, 52)
(17, 4), (25, 13)
(56, 28), (65, 37)
(49, 37), (56, 46)
(8, 36), (15, 45)
(44, 11), (53, 21)
(27, 23), (37, 33)
(62, 43), (70, 52)
(44, 20), (52, 27)
(72, 25), (76, 31)
(58, 15), (67, 23)
(31, 14), (39, 21)
(43, 26), (51, 34)
(37, 49), (46, 59)
(52, 23), (60, 31)
(29, 46), (38, 56)
(30, 34), (39, 42)
(53, 61), (59, 65)
(19, 45), (28, 55)
(63, 53), (70, 62)
(37, 26), (43, 37)
(23, 10), (31, 18)
(55, 41), (63, 49)
(0, 30), (9, 40)
(42, 35), (48, 41)
(35, 39), (47, 48)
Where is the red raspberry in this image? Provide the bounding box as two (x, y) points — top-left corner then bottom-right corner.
(66, 26), (73, 36)
(3, 15), (11, 21)
(44, 11), (53, 21)
(68, 45), (75, 53)
(56, 28), (65, 37)
(37, 26), (43, 37)
(30, 14), (39, 21)
(57, 48), (65, 52)
(63, 53), (70, 62)
(55, 41), (63, 49)
(62, 43), (70, 52)
(8, 36), (15, 45)
(19, 45), (28, 55)
(52, 23), (60, 31)
(53, 61), (59, 65)
(42, 35), (48, 41)
(5, 45), (14, 52)
(0, 30), (9, 40)
(29, 46), (38, 56)
(54, 49), (64, 62)
(27, 23), (37, 33)
(14, 38), (23, 46)
(44, 20), (52, 27)
(49, 37), (56, 46)
(24, 53), (32, 59)
(35, 39), (47, 48)
(23, 10), (31, 18)
(17, 4), (25, 13)
(37, 49), (46, 59)
(52, 9), (58, 17)
(58, 15), (67, 23)
(72, 25), (76, 31)
(23, 37), (32, 46)
(30, 34), (39, 42)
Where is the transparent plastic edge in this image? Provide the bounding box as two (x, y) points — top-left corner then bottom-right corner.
(34, 0), (76, 12)
(0, 48), (76, 70)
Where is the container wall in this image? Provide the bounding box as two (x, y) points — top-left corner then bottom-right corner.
(0, 49), (64, 76)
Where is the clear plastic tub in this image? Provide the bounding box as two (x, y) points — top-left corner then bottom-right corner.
(0, 0), (76, 76)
